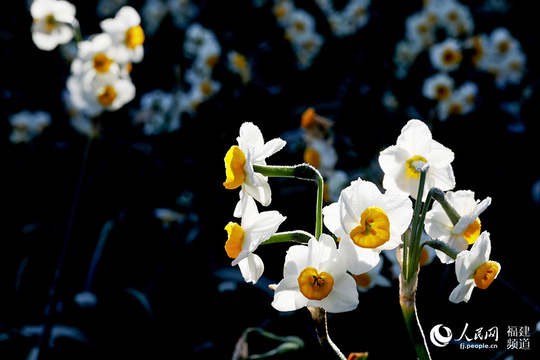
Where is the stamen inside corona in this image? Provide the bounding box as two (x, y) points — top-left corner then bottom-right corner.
(297, 267), (334, 300)
(349, 206), (390, 248)
(406, 155), (428, 178)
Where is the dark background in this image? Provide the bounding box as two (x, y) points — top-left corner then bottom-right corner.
(1, 0), (539, 359)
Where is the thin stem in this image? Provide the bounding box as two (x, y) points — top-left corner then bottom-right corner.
(422, 239), (459, 261)
(261, 230), (313, 245)
(36, 137), (92, 359)
(253, 164), (324, 239)
(307, 307), (347, 360)
(407, 169), (428, 281)
(399, 270), (431, 360)
(431, 188), (461, 226)
(84, 219), (114, 291)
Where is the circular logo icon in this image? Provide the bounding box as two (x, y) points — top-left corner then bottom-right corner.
(430, 324), (453, 347)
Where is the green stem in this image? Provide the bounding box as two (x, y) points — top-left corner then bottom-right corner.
(261, 230), (313, 245)
(431, 188), (460, 226)
(407, 168), (428, 281)
(422, 239), (459, 260)
(253, 164), (324, 239)
(399, 270), (431, 360)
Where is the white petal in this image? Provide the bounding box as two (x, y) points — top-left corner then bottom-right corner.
(244, 211), (286, 252)
(242, 173), (271, 206)
(453, 197), (491, 234)
(467, 231), (491, 270)
(272, 276), (308, 311)
(255, 138), (286, 162)
(238, 253), (264, 284)
(449, 279), (475, 303)
(283, 244), (309, 277)
(338, 237), (380, 275)
(319, 273), (359, 313)
(238, 122), (264, 151)
(396, 119), (433, 156)
(322, 202), (349, 240)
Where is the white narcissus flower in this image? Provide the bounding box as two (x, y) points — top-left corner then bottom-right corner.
(71, 33), (120, 77)
(323, 178), (413, 275)
(100, 6), (145, 64)
(378, 119), (455, 201)
(30, 0), (76, 51)
(224, 197), (286, 284)
(449, 231), (500, 303)
(271, 234), (358, 313)
(67, 70), (136, 117)
(425, 190), (491, 264)
(223, 122), (286, 217)
(429, 38), (463, 72)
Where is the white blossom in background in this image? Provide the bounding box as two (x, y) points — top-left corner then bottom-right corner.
(100, 6), (145, 64)
(9, 110), (52, 144)
(30, 0), (76, 51)
(133, 89), (182, 135)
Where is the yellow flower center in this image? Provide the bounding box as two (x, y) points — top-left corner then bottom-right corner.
(406, 155), (428, 178)
(223, 145), (246, 190)
(97, 85), (117, 106)
(353, 273), (371, 288)
(301, 107), (316, 128)
(474, 261), (500, 289)
(125, 25), (145, 49)
(462, 218), (481, 245)
(44, 14), (57, 33)
(93, 53), (113, 73)
(349, 207), (390, 248)
(297, 267), (334, 300)
(224, 222), (244, 259)
(442, 48), (462, 66)
(435, 85), (451, 101)
(303, 147), (320, 169)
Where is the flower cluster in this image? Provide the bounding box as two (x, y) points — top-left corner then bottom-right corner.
(223, 118), (501, 322)
(8, 110), (52, 144)
(272, 0), (324, 69)
(393, 0), (527, 121)
(314, 0), (371, 38)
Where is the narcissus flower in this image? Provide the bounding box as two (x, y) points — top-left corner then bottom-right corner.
(30, 0), (76, 51)
(224, 196), (286, 284)
(425, 190), (491, 263)
(323, 178), (413, 275)
(378, 119), (455, 201)
(223, 122), (286, 217)
(100, 6), (145, 64)
(272, 234), (358, 313)
(352, 258), (391, 293)
(449, 231), (500, 303)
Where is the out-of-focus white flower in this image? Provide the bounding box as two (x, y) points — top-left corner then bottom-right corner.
(183, 23), (218, 59)
(352, 257), (391, 293)
(429, 0), (474, 37)
(323, 178), (413, 275)
(223, 122), (287, 217)
(227, 51), (251, 84)
(141, 0), (168, 36)
(404, 11), (436, 49)
(422, 72), (454, 101)
(71, 33), (120, 77)
(449, 231), (500, 303)
(429, 38), (463, 72)
(134, 89), (181, 135)
(325, 170), (349, 203)
(378, 119), (455, 201)
(271, 234), (359, 313)
(9, 110), (52, 143)
(100, 6), (145, 64)
(425, 190), (491, 264)
(30, 0), (76, 51)
(168, 0), (199, 30)
(154, 208), (185, 229)
(67, 70), (135, 117)
(436, 81), (478, 121)
(225, 196), (286, 284)
(303, 137), (337, 178)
